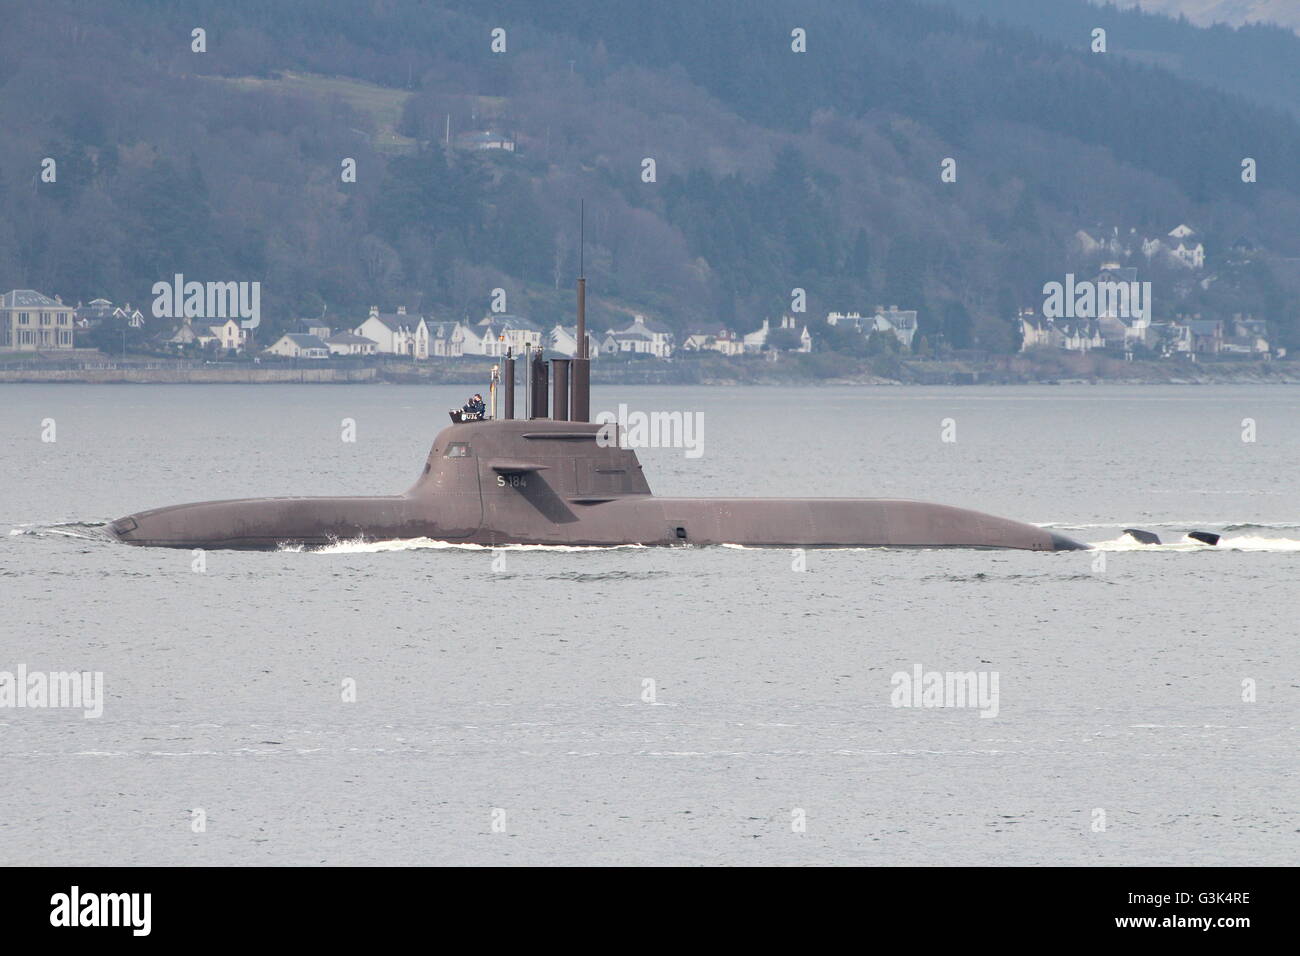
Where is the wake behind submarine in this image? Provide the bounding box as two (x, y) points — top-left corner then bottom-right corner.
(108, 279), (1085, 553)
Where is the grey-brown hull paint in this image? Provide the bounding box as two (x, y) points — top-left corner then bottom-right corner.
(108, 419), (1085, 551)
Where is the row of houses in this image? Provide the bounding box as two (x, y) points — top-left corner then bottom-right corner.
(265, 308), (833, 361)
(259, 309), (679, 361)
(2, 288), (923, 361)
(702, 314), (812, 354)
(12, 286), (1276, 364)
(680, 307), (918, 357)
(75, 297), (146, 328)
(1021, 310), (1275, 357)
(1074, 223), (1209, 272)
(0, 290), (255, 353)
(76, 295), (256, 352)
(0, 290), (681, 360)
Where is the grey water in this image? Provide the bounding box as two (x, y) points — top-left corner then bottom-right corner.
(1, 383), (1296, 866)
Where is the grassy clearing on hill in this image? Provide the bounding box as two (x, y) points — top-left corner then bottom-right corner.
(211, 71), (418, 153)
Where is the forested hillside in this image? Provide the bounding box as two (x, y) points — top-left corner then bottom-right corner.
(1100, 0), (1300, 33)
(2, 0), (1298, 350)
(947, 0), (1300, 119)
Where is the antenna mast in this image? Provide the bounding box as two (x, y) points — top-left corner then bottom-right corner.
(571, 200), (590, 421)
(577, 199), (586, 359)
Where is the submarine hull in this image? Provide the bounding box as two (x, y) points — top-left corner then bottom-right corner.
(108, 419), (1084, 551)
(108, 495), (1079, 551)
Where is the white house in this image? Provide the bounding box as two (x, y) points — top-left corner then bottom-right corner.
(1058, 319), (1104, 352)
(458, 316), (542, 357)
(1152, 317), (1265, 358)
(1, 289), (76, 351)
(599, 316), (673, 357)
(601, 327), (649, 355)
(113, 303), (145, 328)
(600, 316), (674, 358)
(870, 306), (917, 350)
(324, 332), (377, 356)
(548, 324), (602, 358)
(683, 327), (745, 356)
(167, 319), (239, 350)
(1168, 239), (1206, 270)
(481, 315), (543, 355)
(355, 306), (430, 358)
(1141, 225), (1205, 271)
(265, 333), (330, 359)
(1019, 310), (1058, 350)
(75, 297), (114, 328)
(743, 318), (773, 352)
(427, 320), (465, 357)
(460, 321), (507, 357)
(745, 315), (813, 353)
(747, 315), (812, 352)
(200, 318), (248, 352)
(828, 308), (917, 349)
(1019, 311), (1103, 353)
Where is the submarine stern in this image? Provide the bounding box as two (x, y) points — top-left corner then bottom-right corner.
(582, 497), (1089, 550)
(1047, 530), (1087, 551)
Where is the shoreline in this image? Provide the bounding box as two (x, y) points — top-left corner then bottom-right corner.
(1, 354), (1296, 385)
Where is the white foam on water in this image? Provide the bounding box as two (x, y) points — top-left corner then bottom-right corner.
(723, 542), (892, 551)
(308, 537), (649, 555)
(1038, 521), (1300, 531)
(1091, 534), (1300, 553)
(9, 522), (114, 541)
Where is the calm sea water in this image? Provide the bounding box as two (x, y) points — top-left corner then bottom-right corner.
(2, 383), (1296, 866)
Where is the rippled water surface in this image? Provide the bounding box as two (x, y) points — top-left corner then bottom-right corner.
(2, 384), (1296, 865)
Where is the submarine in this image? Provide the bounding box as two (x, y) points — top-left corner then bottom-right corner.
(108, 274), (1085, 553)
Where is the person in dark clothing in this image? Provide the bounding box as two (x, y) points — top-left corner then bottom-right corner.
(461, 393), (486, 419)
